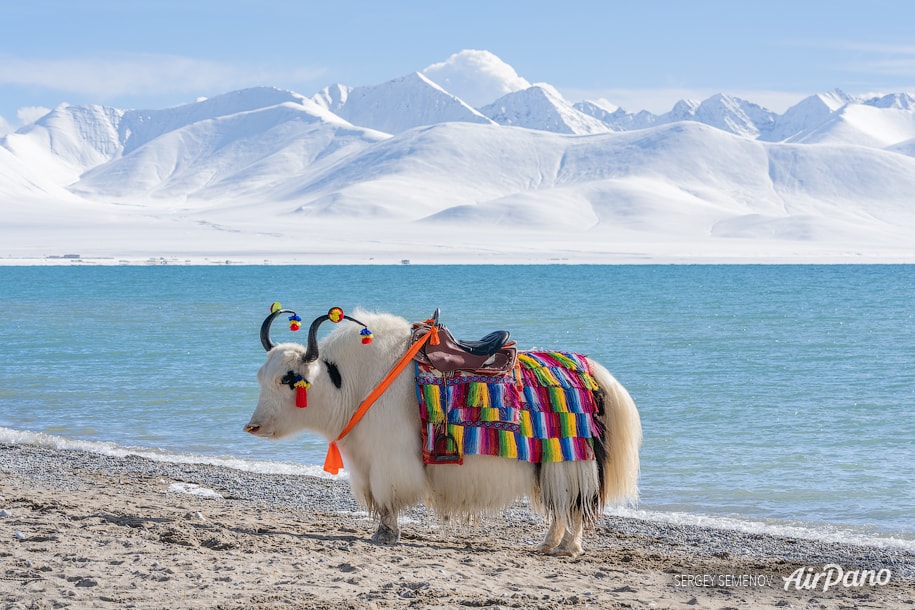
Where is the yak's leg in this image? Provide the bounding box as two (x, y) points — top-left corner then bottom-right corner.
(371, 509), (400, 544)
(537, 515), (566, 554)
(552, 511), (584, 558)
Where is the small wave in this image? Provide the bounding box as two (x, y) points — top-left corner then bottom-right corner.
(0, 426), (340, 480)
(606, 506), (915, 553)
(4, 426), (913, 552)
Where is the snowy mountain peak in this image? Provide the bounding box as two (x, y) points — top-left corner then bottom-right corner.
(691, 94), (777, 138)
(313, 71), (493, 134)
(865, 92), (915, 110)
(667, 99), (702, 120)
(580, 98), (619, 114)
(2, 102), (124, 184)
(481, 83), (610, 135)
(116, 86), (344, 154)
(817, 88), (855, 111)
(574, 99), (622, 124)
(422, 49), (531, 108)
(758, 89), (854, 142)
(310, 83), (352, 113)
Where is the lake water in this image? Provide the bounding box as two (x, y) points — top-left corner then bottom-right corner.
(1, 264), (912, 547)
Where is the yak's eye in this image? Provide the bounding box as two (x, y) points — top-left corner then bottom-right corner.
(280, 370), (298, 389)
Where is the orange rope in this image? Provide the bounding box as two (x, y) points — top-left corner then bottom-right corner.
(323, 327), (435, 474)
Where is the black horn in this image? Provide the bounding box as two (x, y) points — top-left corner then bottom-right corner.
(261, 304), (369, 359)
(260, 308), (298, 352)
(304, 308), (369, 363)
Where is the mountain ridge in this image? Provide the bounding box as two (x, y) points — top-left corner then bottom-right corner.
(1, 50), (914, 262)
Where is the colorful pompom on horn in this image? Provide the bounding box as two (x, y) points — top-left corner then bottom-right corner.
(328, 307), (344, 323)
(360, 327), (374, 344)
(288, 313), (302, 332)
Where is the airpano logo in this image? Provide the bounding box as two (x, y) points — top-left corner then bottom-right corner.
(782, 564), (891, 592)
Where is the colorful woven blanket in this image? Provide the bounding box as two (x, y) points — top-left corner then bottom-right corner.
(415, 351), (602, 464)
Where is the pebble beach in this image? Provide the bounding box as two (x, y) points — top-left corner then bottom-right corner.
(1, 442), (913, 609)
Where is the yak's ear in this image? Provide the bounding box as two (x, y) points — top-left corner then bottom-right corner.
(325, 360), (342, 389)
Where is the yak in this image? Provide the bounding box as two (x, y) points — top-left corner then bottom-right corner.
(245, 306), (641, 558)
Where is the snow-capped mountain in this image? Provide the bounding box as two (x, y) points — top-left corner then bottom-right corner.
(3, 103), (124, 186)
(575, 100), (656, 131)
(582, 94), (778, 138)
(1, 50), (914, 262)
(683, 94), (777, 138)
(72, 94), (387, 202)
(311, 72), (492, 134)
(481, 84), (610, 135)
(772, 91), (915, 147)
(760, 90), (855, 143)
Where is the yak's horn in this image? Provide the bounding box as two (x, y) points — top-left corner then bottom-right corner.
(304, 312), (369, 363)
(260, 308), (297, 352)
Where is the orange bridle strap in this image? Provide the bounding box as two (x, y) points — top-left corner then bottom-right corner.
(323, 325), (438, 474)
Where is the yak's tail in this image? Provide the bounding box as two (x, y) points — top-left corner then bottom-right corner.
(588, 358), (642, 507)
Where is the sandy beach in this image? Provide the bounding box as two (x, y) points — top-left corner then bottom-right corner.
(1, 443), (912, 609)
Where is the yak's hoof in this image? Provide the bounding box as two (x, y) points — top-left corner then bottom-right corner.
(537, 543), (582, 558)
(371, 523), (400, 545)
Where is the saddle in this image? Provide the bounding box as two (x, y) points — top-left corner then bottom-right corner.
(411, 309), (518, 464)
(412, 309), (517, 375)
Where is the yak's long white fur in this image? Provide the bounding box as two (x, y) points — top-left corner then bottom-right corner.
(319, 311), (428, 516)
(426, 456), (538, 518)
(588, 358), (642, 505)
(246, 309), (642, 555)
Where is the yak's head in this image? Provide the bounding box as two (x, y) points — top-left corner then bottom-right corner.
(244, 306), (405, 440)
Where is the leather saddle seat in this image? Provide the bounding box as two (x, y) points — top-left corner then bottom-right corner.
(453, 330), (511, 357)
(412, 310), (517, 375)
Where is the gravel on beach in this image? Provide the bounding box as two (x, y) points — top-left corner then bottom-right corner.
(1, 442), (913, 609)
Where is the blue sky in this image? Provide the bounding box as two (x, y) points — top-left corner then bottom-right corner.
(2, 0), (914, 131)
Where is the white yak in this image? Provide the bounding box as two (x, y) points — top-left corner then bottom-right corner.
(245, 307), (641, 557)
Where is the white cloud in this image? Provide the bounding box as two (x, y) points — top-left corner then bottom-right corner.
(0, 106), (51, 135)
(788, 40), (915, 79)
(17, 106), (51, 125)
(846, 57), (915, 78)
(837, 42), (915, 55)
(422, 49), (531, 108)
(0, 54), (325, 99)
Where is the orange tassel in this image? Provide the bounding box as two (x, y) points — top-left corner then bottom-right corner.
(429, 325), (440, 346)
(323, 441), (344, 474)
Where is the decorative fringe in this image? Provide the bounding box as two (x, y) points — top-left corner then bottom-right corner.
(415, 351), (601, 465)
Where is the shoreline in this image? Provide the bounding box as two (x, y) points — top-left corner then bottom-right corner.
(2, 443), (913, 608)
(3, 256), (915, 266)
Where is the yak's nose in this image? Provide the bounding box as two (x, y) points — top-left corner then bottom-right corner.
(244, 423), (261, 434)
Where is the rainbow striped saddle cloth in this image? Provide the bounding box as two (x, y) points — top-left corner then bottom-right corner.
(415, 351), (603, 465)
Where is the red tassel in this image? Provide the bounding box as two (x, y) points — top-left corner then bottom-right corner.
(295, 382), (309, 408)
